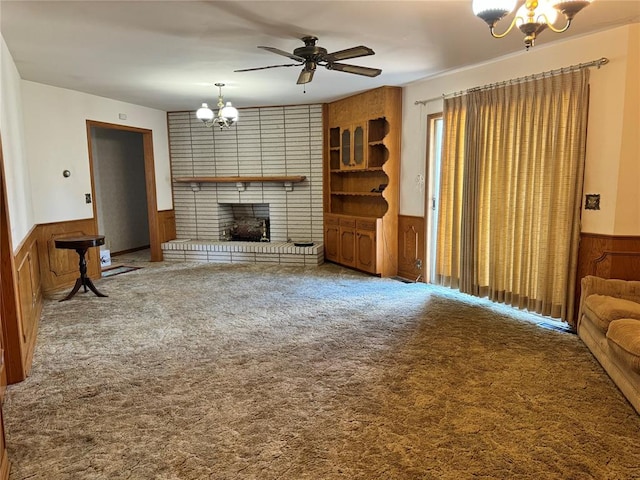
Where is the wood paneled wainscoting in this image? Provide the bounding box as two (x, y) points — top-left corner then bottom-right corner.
(575, 233), (640, 321)
(577, 233), (640, 280)
(37, 219), (101, 295)
(397, 215), (426, 282)
(158, 209), (177, 245)
(2, 226), (42, 385)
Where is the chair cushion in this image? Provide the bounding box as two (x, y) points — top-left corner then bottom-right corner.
(583, 295), (640, 333)
(607, 319), (640, 375)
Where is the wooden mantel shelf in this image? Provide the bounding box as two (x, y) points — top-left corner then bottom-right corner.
(174, 175), (306, 192)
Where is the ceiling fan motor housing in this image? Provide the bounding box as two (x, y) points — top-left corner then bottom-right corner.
(293, 36), (328, 64)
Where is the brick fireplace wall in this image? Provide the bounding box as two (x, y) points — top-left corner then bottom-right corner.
(168, 105), (324, 244)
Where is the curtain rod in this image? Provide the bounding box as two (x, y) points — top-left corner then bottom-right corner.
(414, 57), (609, 106)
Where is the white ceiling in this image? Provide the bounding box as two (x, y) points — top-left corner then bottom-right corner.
(1, 1), (639, 112)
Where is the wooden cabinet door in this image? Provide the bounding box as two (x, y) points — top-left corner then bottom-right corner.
(340, 123), (367, 170)
(340, 127), (351, 169)
(356, 230), (376, 273)
(339, 224), (356, 267)
(352, 124), (366, 168)
(324, 218), (340, 263)
(356, 219), (377, 274)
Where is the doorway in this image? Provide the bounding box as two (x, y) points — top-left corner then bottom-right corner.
(86, 121), (162, 262)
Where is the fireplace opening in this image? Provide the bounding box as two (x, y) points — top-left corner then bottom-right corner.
(228, 217), (269, 242)
(219, 203), (270, 242)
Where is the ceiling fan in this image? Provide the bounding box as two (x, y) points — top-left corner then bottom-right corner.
(234, 36), (382, 85)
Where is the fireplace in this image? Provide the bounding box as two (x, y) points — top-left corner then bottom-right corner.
(219, 203), (270, 242)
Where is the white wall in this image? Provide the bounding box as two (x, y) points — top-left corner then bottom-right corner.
(401, 24), (639, 236)
(21, 81), (172, 225)
(0, 36), (35, 249)
(613, 25), (640, 236)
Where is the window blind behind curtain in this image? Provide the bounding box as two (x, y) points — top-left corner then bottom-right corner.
(435, 69), (590, 324)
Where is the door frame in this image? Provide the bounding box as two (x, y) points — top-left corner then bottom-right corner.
(85, 121), (162, 261)
(423, 113), (443, 284)
(0, 132), (20, 387)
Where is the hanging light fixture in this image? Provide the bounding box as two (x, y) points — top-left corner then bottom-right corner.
(196, 83), (239, 130)
(472, 0), (593, 49)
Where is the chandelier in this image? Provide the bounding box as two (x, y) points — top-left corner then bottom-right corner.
(472, 0), (593, 49)
(196, 83), (239, 129)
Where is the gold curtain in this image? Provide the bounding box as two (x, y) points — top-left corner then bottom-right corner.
(435, 69), (590, 324)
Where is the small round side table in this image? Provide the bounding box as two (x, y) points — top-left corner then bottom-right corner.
(54, 235), (108, 302)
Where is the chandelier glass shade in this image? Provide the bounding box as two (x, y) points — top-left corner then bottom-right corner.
(472, 0), (593, 49)
(196, 83), (239, 129)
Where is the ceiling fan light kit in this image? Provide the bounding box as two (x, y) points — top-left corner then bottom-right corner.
(196, 83), (239, 130)
(472, 0), (593, 49)
(235, 36), (382, 85)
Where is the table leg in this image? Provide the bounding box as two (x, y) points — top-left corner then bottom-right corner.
(85, 277), (108, 298)
(60, 277), (83, 302)
(59, 247), (108, 301)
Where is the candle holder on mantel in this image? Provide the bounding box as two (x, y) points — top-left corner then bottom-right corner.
(260, 219), (269, 242)
(221, 224), (233, 241)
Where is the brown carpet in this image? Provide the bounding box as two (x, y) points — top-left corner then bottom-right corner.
(4, 261), (640, 479)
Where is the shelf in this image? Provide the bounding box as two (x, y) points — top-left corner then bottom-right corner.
(368, 118), (389, 143)
(329, 127), (340, 148)
(326, 212), (381, 220)
(329, 167), (384, 173)
(173, 175), (306, 192)
(331, 191), (384, 197)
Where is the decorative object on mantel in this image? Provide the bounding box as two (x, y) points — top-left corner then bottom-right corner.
(173, 175), (306, 192)
(196, 83), (239, 129)
(472, 0), (593, 49)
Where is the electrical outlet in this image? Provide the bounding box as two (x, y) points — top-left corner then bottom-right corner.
(415, 258), (423, 271)
(85, 193), (92, 204)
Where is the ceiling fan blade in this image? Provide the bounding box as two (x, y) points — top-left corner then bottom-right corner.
(324, 46), (375, 62)
(258, 45), (305, 62)
(328, 63), (382, 77)
(297, 68), (315, 85)
(234, 63), (300, 73)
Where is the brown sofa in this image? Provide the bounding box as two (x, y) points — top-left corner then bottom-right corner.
(577, 275), (640, 414)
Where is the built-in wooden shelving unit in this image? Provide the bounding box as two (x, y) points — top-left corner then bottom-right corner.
(323, 86), (402, 277)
